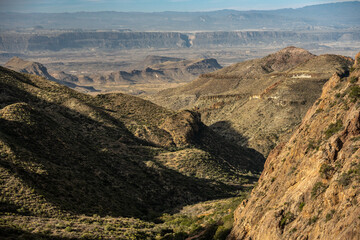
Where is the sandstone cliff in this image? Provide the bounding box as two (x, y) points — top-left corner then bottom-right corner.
(229, 52), (360, 240)
(1, 30), (360, 52)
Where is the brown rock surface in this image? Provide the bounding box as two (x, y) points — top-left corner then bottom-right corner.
(228, 53), (360, 240)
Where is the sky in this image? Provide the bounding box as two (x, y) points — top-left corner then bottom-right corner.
(0, 0), (355, 12)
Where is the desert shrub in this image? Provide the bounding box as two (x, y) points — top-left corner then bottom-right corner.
(311, 182), (328, 198)
(324, 120), (343, 138)
(279, 212), (295, 229)
(350, 76), (358, 84)
(319, 163), (334, 179)
(298, 202), (305, 212)
(338, 172), (352, 187)
(325, 210), (335, 222)
(214, 225), (232, 240)
(65, 226), (73, 232)
(308, 216), (318, 225)
(307, 140), (320, 152)
(349, 85), (360, 102)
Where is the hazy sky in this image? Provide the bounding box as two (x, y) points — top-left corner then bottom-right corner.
(0, 0), (355, 12)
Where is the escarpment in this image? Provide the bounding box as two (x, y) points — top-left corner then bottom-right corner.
(229, 52), (360, 240)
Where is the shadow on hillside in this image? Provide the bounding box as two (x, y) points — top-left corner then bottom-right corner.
(202, 121), (265, 172)
(0, 78), (247, 220)
(210, 121), (249, 147)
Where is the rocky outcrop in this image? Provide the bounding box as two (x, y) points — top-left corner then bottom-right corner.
(160, 110), (202, 147)
(229, 53), (360, 240)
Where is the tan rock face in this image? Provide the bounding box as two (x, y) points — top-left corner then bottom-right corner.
(229, 53), (360, 240)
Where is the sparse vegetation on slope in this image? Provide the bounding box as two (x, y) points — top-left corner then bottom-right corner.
(150, 47), (354, 157)
(229, 52), (360, 240)
(0, 66), (262, 239)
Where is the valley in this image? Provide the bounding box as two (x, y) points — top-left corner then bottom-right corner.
(1, 1), (360, 239)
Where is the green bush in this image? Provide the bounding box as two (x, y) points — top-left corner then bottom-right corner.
(325, 210), (335, 222)
(308, 216), (318, 225)
(279, 212), (295, 229)
(350, 76), (358, 84)
(214, 225), (232, 240)
(324, 120), (343, 139)
(338, 172), (352, 187)
(311, 182), (328, 198)
(349, 85), (360, 102)
(319, 163), (334, 179)
(298, 202), (305, 212)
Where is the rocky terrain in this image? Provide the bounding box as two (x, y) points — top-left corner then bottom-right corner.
(4, 56), (222, 94)
(68, 57), (222, 85)
(229, 52), (360, 240)
(4, 57), (98, 93)
(151, 47), (354, 156)
(0, 66), (263, 239)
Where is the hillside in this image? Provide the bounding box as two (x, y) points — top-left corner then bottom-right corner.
(0, 66), (263, 238)
(229, 52), (360, 239)
(73, 57), (222, 85)
(151, 47), (354, 156)
(5, 56), (56, 81)
(4, 57), (98, 93)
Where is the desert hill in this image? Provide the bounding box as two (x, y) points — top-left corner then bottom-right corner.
(150, 47), (354, 156)
(4, 57), (98, 93)
(5, 56), (56, 81)
(229, 52), (360, 240)
(4, 56), (222, 94)
(64, 57), (222, 86)
(137, 55), (185, 69)
(0, 66), (264, 238)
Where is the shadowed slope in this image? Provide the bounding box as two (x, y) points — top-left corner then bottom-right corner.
(0, 66), (263, 222)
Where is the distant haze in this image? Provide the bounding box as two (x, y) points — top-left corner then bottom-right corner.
(0, 0), (357, 12)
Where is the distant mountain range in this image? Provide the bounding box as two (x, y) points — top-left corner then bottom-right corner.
(0, 1), (359, 31)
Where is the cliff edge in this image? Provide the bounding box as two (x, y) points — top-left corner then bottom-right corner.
(229, 52), (360, 239)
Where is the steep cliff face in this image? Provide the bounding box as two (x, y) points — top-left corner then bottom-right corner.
(0, 32), (191, 52)
(1, 30), (360, 52)
(151, 47), (353, 156)
(229, 53), (360, 240)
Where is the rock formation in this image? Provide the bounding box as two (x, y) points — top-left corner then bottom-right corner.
(229, 52), (360, 240)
